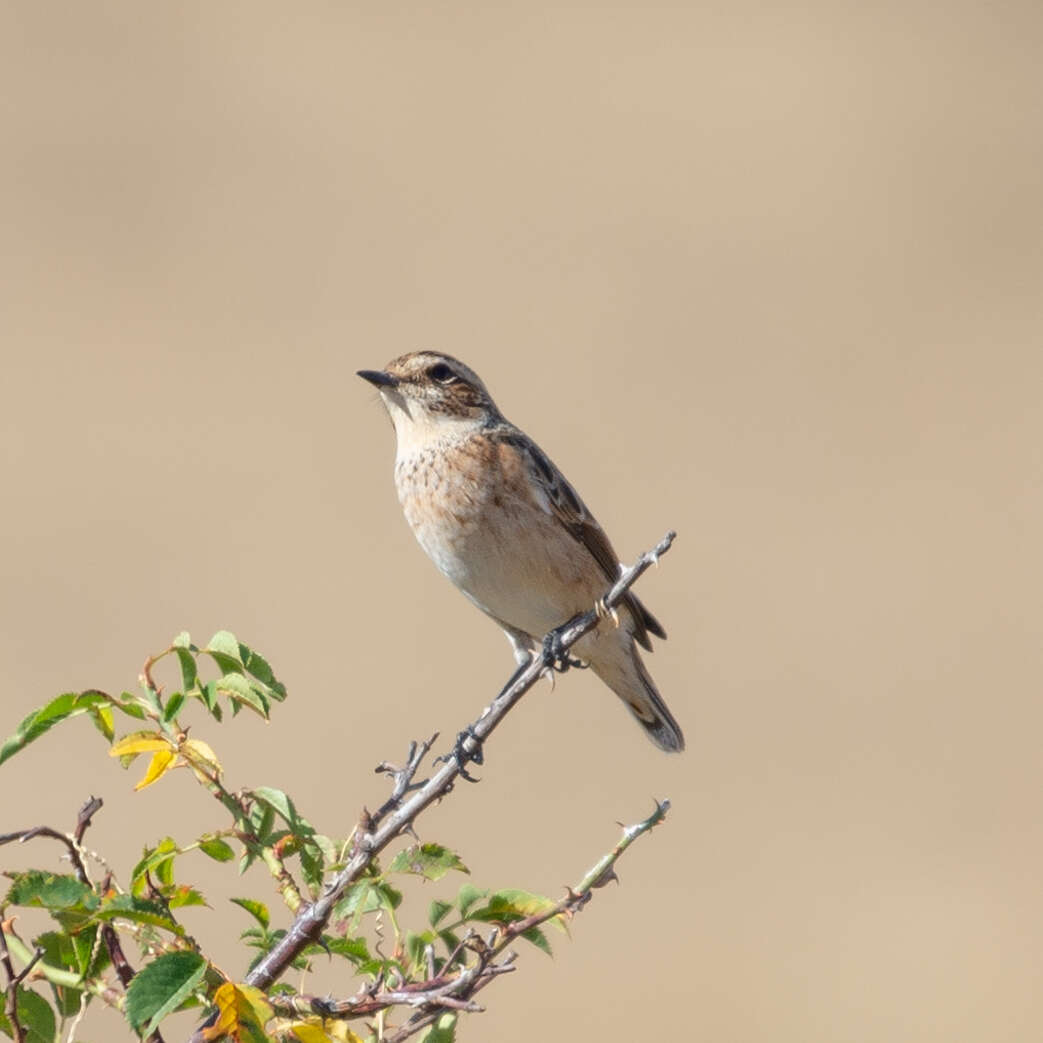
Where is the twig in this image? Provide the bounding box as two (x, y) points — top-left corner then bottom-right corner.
(240, 531), (676, 996)
(382, 800), (670, 1043)
(371, 733), (440, 828)
(269, 961), (515, 1022)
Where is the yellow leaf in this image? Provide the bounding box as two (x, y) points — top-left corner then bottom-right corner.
(326, 1023), (365, 1043)
(289, 1023), (333, 1043)
(134, 748), (177, 790)
(202, 982), (273, 1041)
(182, 738), (222, 775)
(110, 732), (172, 758)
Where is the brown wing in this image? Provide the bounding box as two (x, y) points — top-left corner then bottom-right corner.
(504, 432), (667, 650)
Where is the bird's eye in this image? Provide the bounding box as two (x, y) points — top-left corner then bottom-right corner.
(427, 363), (456, 383)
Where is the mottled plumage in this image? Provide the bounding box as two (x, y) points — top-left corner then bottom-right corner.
(358, 352), (684, 752)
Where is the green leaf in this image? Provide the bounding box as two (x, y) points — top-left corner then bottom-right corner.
(456, 883), (488, 918)
(428, 899), (453, 928)
(0, 692), (109, 766)
(87, 704), (115, 741)
(97, 894), (182, 935)
(389, 843), (469, 882)
(205, 630), (244, 670)
(131, 837), (179, 892)
(437, 928), (461, 956)
(231, 898), (270, 930)
(124, 951), (207, 1035)
(2, 988), (57, 1043)
(238, 642), (287, 701)
(214, 673), (270, 718)
(199, 680), (222, 720)
(198, 837), (235, 862)
(5, 872), (98, 931)
(162, 691), (185, 723)
(249, 787), (310, 834)
(319, 935), (369, 964)
(467, 888), (557, 924)
(168, 886), (208, 909)
(299, 844), (324, 893)
(403, 930), (435, 972)
(519, 925), (552, 955)
(5, 871), (93, 910)
(333, 880), (402, 925)
(34, 933), (84, 1017)
(418, 1012), (457, 1043)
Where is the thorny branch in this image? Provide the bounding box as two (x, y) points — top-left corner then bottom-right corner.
(240, 531), (676, 995)
(272, 799), (670, 1043)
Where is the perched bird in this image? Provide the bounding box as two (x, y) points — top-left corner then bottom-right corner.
(358, 352), (684, 752)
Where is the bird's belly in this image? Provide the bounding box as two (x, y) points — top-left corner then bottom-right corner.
(395, 456), (597, 638)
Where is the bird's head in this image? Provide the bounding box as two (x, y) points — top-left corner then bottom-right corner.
(358, 352), (502, 445)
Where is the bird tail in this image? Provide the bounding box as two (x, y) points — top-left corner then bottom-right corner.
(589, 640), (685, 753)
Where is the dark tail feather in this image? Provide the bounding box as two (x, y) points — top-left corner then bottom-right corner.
(590, 642), (685, 753)
(632, 652), (685, 752)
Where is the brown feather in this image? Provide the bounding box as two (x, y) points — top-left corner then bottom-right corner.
(497, 432), (666, 650)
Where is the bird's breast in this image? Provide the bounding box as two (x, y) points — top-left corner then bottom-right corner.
(392, 436), (597, 635)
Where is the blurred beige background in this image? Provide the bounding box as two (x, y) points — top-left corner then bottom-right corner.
(2, 2), (1042, 1040)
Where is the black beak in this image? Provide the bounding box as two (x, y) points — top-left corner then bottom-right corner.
(357, 369), (399, 389)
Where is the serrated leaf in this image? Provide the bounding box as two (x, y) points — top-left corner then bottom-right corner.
(214, 673), (270, 718)
(389, 843), (469, 881)
(238, 642), (286, 700)
(98, 894), (182, 934)
(0, 691), (110, 767)
(135, 748), (177, 790)
(467, 889), (558, 923)
(124, 951), (207, 1034)
(299, 844), (324, 893)
(231, 898), (270, 930)
(168, 885), (208, 909)
(199, 837), (235, 862)
(5, 872), (95, 913)
(428, 899), (453, 928)
(319, 936), (369, 964)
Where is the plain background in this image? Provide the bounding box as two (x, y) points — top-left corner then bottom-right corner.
(3, 2), (1042, 1040)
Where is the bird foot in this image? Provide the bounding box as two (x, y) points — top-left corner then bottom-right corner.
(542, 628), (588, 673)
(436, 725), (484, 783)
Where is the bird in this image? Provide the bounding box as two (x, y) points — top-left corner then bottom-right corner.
(357, 352), (684, 753)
